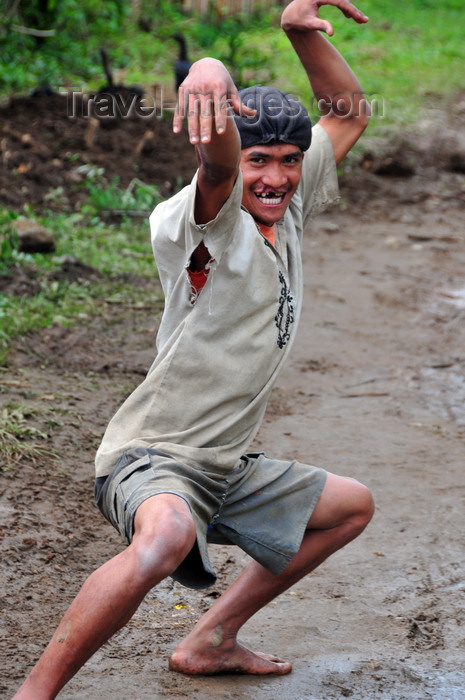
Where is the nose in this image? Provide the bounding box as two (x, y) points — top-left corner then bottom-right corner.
(261, 162), (287, 189)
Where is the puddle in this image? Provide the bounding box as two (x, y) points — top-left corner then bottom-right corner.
(417, 366), (465, 426)
(292, 656), (465, 700)
(427, 671), (465, 700)
(437, 286), (465, 309)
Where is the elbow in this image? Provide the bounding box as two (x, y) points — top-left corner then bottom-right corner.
(338, 97), (371, 148)
(351, 111), (370, 143)
(356, 97), (371, 133)
(331, 90), (371, 131)
(350, 90), (371, 134)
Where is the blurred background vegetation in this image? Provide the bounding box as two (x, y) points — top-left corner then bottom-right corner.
(1, 0), (464, 124)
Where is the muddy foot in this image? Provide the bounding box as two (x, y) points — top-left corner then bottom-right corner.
(169, 641), (293, 676)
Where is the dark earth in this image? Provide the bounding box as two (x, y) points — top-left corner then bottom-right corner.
(0, 90), (198, 212)
(1, 89), (465, 699)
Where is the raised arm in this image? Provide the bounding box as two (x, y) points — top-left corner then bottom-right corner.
(173, 58), (246, 227)
(281, 0), (370, 164)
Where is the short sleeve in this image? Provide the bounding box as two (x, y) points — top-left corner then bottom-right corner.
(298, 123), (340, 226)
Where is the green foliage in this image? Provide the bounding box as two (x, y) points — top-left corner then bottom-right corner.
(0, 0), (131, 92)
(187, 3), (281, 88)
(76, 168), (164, 222)
(0, 0), (194, 94)
(0, 211), (20, 272)
(0, 211), (37, 274)
(0, 1), (280, 93)
(1, 0), (464, 128)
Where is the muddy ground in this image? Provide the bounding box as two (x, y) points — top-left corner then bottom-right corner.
(1, 91), (465, 699)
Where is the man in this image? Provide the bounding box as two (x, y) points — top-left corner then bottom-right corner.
(12, 1), (374, 697)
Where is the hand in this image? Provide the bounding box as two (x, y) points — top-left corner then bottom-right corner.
(173, 58), (255, 145)
(281, 0), (369, 37)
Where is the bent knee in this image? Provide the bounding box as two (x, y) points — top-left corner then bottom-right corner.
(131, 496), (197, 581)
(311, 473), (374, 531)
(348, 479), (375, 530)
(131, 535), (194, 583)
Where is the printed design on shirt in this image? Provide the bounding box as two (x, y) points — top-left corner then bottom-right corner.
(275, 270), (294, 349)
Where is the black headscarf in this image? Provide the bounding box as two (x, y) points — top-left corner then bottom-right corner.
(234, 85), (312, 152)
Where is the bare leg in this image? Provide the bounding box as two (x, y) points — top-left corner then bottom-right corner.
(169, 473), (374, 675)
(12, 494), (196, 700)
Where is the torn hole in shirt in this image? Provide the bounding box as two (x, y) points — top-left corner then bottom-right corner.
(187, 258), (216, 305)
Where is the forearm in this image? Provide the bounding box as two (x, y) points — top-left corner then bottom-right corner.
(283, 28), (366, 120)
(195, 115), (241, 184)
(280, 0), (370, 162)
(194, 120), (241, 225)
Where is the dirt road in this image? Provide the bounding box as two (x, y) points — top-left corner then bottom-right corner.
(1, 102), (465, 699)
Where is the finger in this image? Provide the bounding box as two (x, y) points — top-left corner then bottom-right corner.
(212, 93), (227, 134)
(228, 93), (257, 118)
(173, 86), (187, 134)
(329, 0), (369, 23)
(315, 18), (334, 36)
(299, 13), (334, 36)
(187, 91), (203, 144)
(190, 92), (219, 145)
(296, 4), (335, 35)
(198, 94), (215, 143)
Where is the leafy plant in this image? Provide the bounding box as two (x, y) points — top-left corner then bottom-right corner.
(77, 169), (163, 221)
(0, 229), (19, 271)
(0, 0), (132, 92)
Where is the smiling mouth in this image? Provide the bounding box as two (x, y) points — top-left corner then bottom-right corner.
(255, 192), (286, 206)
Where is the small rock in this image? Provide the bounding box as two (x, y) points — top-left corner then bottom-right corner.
(322, 221), (340, 234)
(13, 218), (56, 254)
(375, 156), (415, 178)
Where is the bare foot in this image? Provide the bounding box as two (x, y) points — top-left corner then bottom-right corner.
(169, 639), (292, 676)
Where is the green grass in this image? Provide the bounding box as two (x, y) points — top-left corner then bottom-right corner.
(0, 196), (163, 365)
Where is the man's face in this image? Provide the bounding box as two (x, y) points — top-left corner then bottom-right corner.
(240, 143), (304, 227)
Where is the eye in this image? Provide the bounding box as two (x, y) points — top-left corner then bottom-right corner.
(284, 155), (301, 164)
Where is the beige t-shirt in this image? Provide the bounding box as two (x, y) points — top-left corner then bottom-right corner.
(95, 124), (339, 478)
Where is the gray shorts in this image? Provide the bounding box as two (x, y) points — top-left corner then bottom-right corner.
(95, 447), (327, 590)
